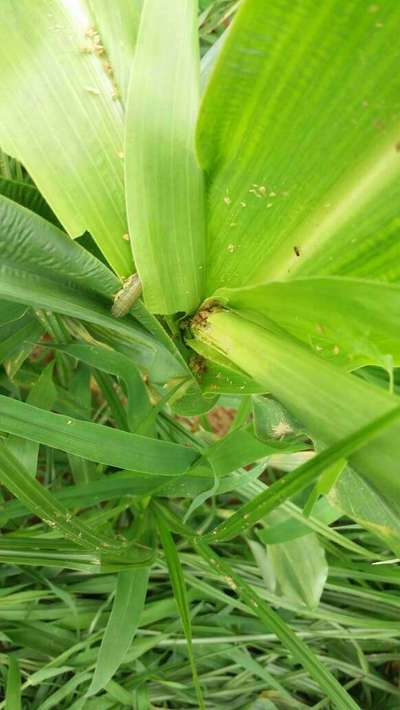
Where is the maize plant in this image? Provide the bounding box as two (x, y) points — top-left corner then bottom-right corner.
(0, 0), (400, 707)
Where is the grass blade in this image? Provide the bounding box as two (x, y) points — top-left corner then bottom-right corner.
(0, 395), (197, 475)
(203, 404), (400, 542)
(0, 440), (133, 554)
(0, 537), (146, 573)
(195, 539), (359, 710)
(58, 343), (151, 431)
(88, 567), (149, 695)
(6, 363), (57, 476)
(0, 196), (186, 384)
(0, 195), (119, 298)
(0, 467), (221, 525)
(5, 656), (21, 710)
(155, 508), (205, 709)
(0, 310), (43, 372)
(0, 175), (59, 224)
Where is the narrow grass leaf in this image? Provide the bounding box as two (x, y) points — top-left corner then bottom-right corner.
(58, 342), (151, 431)
(0, 468), (219, 525)
(228, 648), (295, 705)
(0, 395), (197, 475)
(155, 509), (205, 709)
(0, 195), (119, 297)
(0, 311), (43, 369)
(92, 369), (129, 431)
(0, 197), (186, 384)
(133, 684), (150, 710)
(0, 537), (140, 573)
(6, 363), (57, 476)
(0, 440), (132, 554)
(303, 458), (345, 517)
(328, 466), (400, 556)
(0, 269), (182, 384)
(125, 0), (205, 313)
(0, 300), (26, 325)
(104, 679), (134, 707)
(183, 467), (218, 523)
(195, 540), (359, 710)
(36, 671), (91, 710)
(88, 567), (149, 695)
(5, 656), (21, 710)
(0, 176), (59, 224)
(202, 398), (400, 542)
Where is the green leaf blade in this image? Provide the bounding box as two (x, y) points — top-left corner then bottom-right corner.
(197, 0), (400, 291)
(88, 0), (144, 104)
(266, 522), (328, 608)
(0, 0), (132, 276)
(0, 196), (119, 299)
(88, 568), (149, 695)
(125, 0), (206, 313)
(5, 656), (21, 710)
(155, 507), (205, 709)
(195, 540), (359, 710)
(0, 395), (197, 475)
(215, 277), (400, 370)
(194, 309), (400, 540)
(202, 402), (400, 543)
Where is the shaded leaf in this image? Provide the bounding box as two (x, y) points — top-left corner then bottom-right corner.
(0, 308), (43, 372)
(0, 176), (59, 224)
(0, 440), (131, 554)
(59, 342), (151, 432)
(266, 512), (328, 608)
(0, 197), (185, 383)
(0, 195), (119, 298)
(329, 466), (400, 556)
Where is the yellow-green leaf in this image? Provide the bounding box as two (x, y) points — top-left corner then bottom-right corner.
(0, 0), (132, 276)
(215, 277), (400, 370)
(197, 0), (400, 292)
(125, 0), (205, 314)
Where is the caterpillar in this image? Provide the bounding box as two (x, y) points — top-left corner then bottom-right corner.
(111, 273), (142, 318)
